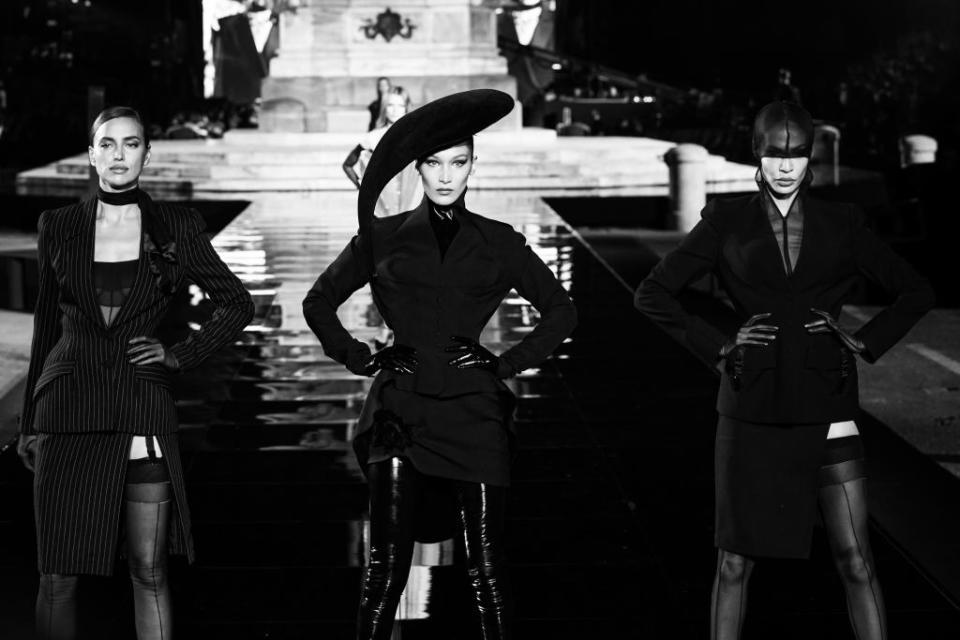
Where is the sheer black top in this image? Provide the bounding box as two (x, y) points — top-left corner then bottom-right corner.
(93, 259), (138, 327)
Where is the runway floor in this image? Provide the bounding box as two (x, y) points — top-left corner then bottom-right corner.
(1, 190), (959, 638)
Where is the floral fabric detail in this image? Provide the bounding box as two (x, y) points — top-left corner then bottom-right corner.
(370, 409), (414, 453)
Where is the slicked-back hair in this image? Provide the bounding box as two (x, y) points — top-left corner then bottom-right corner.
(89, 106), (150, 148)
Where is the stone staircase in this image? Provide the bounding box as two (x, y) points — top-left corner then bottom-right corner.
(16, 128), (758, 199)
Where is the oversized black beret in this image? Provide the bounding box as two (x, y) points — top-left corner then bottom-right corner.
(357, 88), (515, 260)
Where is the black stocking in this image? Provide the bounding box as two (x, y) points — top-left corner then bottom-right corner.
(125, 480), (172, 640)
(36, 574), (79, 640)
(819, 475), (887, 640)
(456, 481), (512, 640)
(357, 457), (421, 640)
(710, 548), (755, 640)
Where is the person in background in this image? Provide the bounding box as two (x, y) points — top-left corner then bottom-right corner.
(367, 76), (392, 131)
(342, 86), (422, 218)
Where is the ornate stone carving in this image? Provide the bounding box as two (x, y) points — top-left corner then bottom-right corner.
(359, 8), (417, 42)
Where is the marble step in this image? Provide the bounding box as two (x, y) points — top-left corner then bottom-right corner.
(17, 132), (760, 198)
(221, 127), (559, 147)
(16, 166), (758, 199)
(105, 144), (672, 166)
(52, 157), (582, 180)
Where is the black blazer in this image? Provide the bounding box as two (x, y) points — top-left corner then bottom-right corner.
(302, 199), (577, 397)
(635, 193), (935, 424)
(20, 193), (255, 436)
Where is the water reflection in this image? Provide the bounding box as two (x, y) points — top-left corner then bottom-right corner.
(182, 190), (577, 628)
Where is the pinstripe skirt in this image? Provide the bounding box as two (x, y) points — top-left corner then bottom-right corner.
(34, 431), (194, 576)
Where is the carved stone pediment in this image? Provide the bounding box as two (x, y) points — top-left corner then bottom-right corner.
(359, 8), (416, 42)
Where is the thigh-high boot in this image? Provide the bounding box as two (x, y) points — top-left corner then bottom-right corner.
(357, 457), (422, 640)
(457, 481), (512, 640)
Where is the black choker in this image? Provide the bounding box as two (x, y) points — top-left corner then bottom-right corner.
(97, 186), (140, 206)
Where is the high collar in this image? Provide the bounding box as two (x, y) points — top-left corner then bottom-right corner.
(428, 197), (461, 222)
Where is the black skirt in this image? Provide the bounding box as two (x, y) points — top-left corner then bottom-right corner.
(34, 432), (194, 575)
(355, 378), (515, 487)
(714, 417), (830, 559)
(354, 377), (516, 543)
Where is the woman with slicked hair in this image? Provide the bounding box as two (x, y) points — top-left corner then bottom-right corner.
(17, 106), (254, 639)
(636, 101), (934, 639)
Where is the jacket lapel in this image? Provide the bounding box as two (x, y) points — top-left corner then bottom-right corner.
(741, 195), (791, 289)
(391, 199), (439, 259)
(788, 195), (826, 286)
(110, 193), (167, 327)
(442, 209), (480, 266)
(107, 231), (151, 327)
(63, 197), (107, 329)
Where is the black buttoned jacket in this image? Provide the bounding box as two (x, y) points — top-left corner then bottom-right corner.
(635, 193), (935, 424)
(20, 194), (255, 436)
(302, 199), (577, 398)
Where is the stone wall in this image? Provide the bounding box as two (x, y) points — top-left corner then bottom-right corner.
(261, 0), (519, 132)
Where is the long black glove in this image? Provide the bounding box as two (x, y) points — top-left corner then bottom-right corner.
(718, 312), (779, 359)
(445, 336), (499, 373)
(355, 345), (419, 376)
(804, 308), (866, 354)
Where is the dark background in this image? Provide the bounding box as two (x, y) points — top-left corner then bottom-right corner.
(1, 0), (958, 180)
(0, 0), (203, 173)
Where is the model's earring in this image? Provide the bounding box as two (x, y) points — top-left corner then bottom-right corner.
(754, 167), (763, 185)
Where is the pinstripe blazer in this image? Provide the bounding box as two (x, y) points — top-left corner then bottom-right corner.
(20, 192), (254, 436)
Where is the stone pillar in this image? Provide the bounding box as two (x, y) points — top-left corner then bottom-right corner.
(813, 124), (840, 186)
(262, 0), (519, 132)
(900, 135), (937, 167)
(665, 144), (708, 232)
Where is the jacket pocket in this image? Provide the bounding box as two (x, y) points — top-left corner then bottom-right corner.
(134, 366), (173, 391)
(33, 361), (76, 399)
(726, 345), (776, 393)
(804, 344), (853, 395)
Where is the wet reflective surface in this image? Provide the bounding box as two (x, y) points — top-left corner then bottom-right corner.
(2, 190), (959, 638)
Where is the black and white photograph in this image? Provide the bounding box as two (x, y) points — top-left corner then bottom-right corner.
(0, 0), (958, 638)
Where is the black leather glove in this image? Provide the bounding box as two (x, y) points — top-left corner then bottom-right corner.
(127, 336), (180, 370)
(805, 308), (866, 354)
(17, 434), (38, 472)
(359, 344), (418, 376)
(718, 312), (779, 359)
(445, 335), (499, 373)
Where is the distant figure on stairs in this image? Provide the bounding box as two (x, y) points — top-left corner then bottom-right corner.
(342, 86), (423, 218)
(367, 77), (392, 132)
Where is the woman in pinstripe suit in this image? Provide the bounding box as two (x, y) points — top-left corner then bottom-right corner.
(16, 107), (254, 639)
